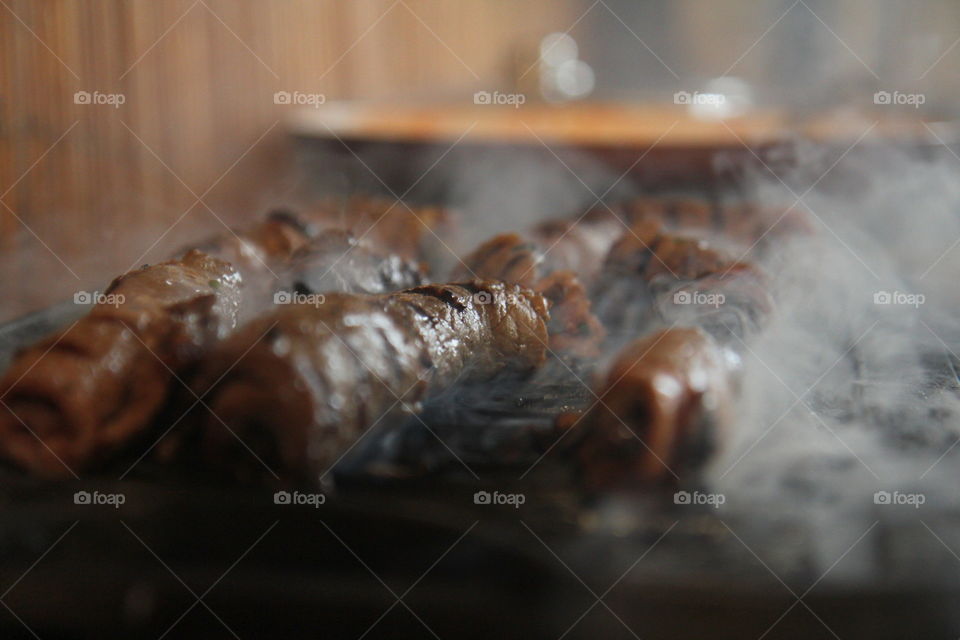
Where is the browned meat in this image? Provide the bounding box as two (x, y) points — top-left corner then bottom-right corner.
(454, 196), (802, 294)
(454, 207), (625, 289)
(451, 209), (623, 357)
(602, 218), (742, 281)
(451, 196), (794, 358)
(190, 209), (312, 277)
(594, 220), (771, 341)
(0, 251), (241, 477)
(192, 207), (432, 314)
(188, 280), (549, 483)
(642, 234), (734, 281)
(306, 195), (452, 267)
(187, 209), (313, 318)
(285, 229), (425, 296)
(454, 233), (540, 289)
(534, 271), (606, 360)
(592, 218), (661, 276)
(655, 264), (773, 342)
(570, 218), (781, 489)
(529, 214), (625, 285)
(568, 327), (733, 488)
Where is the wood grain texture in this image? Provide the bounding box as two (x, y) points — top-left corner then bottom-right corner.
(0, 0), (572, 321)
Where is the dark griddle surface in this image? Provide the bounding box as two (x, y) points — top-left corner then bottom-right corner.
(1, 304), (959, 640)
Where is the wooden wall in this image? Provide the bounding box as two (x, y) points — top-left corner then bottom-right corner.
(0, 0), (572, 321)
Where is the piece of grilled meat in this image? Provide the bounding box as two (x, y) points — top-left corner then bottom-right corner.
(193, 207), (432, 315)
(283, 229), (425, 296)
(450, 196), (794, 358)
(187, 209), (313, 319)
(567, 327), (735, 489)
(0, 251), (241, 477)
(453, 206), (628, 289)
(593, 219), (772, 343)
(452, 209), (621, 358)
(187, 280), (549, 484)
(569, 223), (774, 489)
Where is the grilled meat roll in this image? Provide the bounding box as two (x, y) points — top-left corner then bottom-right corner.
(534, 271), (605, 359)
(192, 207), (431, 314)
(284, 229), (425, 296)
(454, 206), (626, 289)
(451, 210), (618, 357)
(570, 223), (775, 489)
(0, 250), (241, 477)
(451, 196), (790, 356)
(568, 327), (734, 489)
(593, 220), (771, 342)
(600, 218), (755, 284)
(456, 197), (805, 294)
(189, 280), (549, 483)
(455, 196), (804, 293)
(187, 209), (312, 318)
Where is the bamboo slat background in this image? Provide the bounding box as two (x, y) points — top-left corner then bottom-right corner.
(0, 0), (573, 321)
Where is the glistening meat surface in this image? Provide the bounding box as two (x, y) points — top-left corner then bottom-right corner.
(0, 250), (241, 476)
(285, 229), (425, 296)
(571, 221), (775, 488)
(188, 280), (549, 483)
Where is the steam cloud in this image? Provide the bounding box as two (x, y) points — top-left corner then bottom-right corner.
(707, 138), (960, 578)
